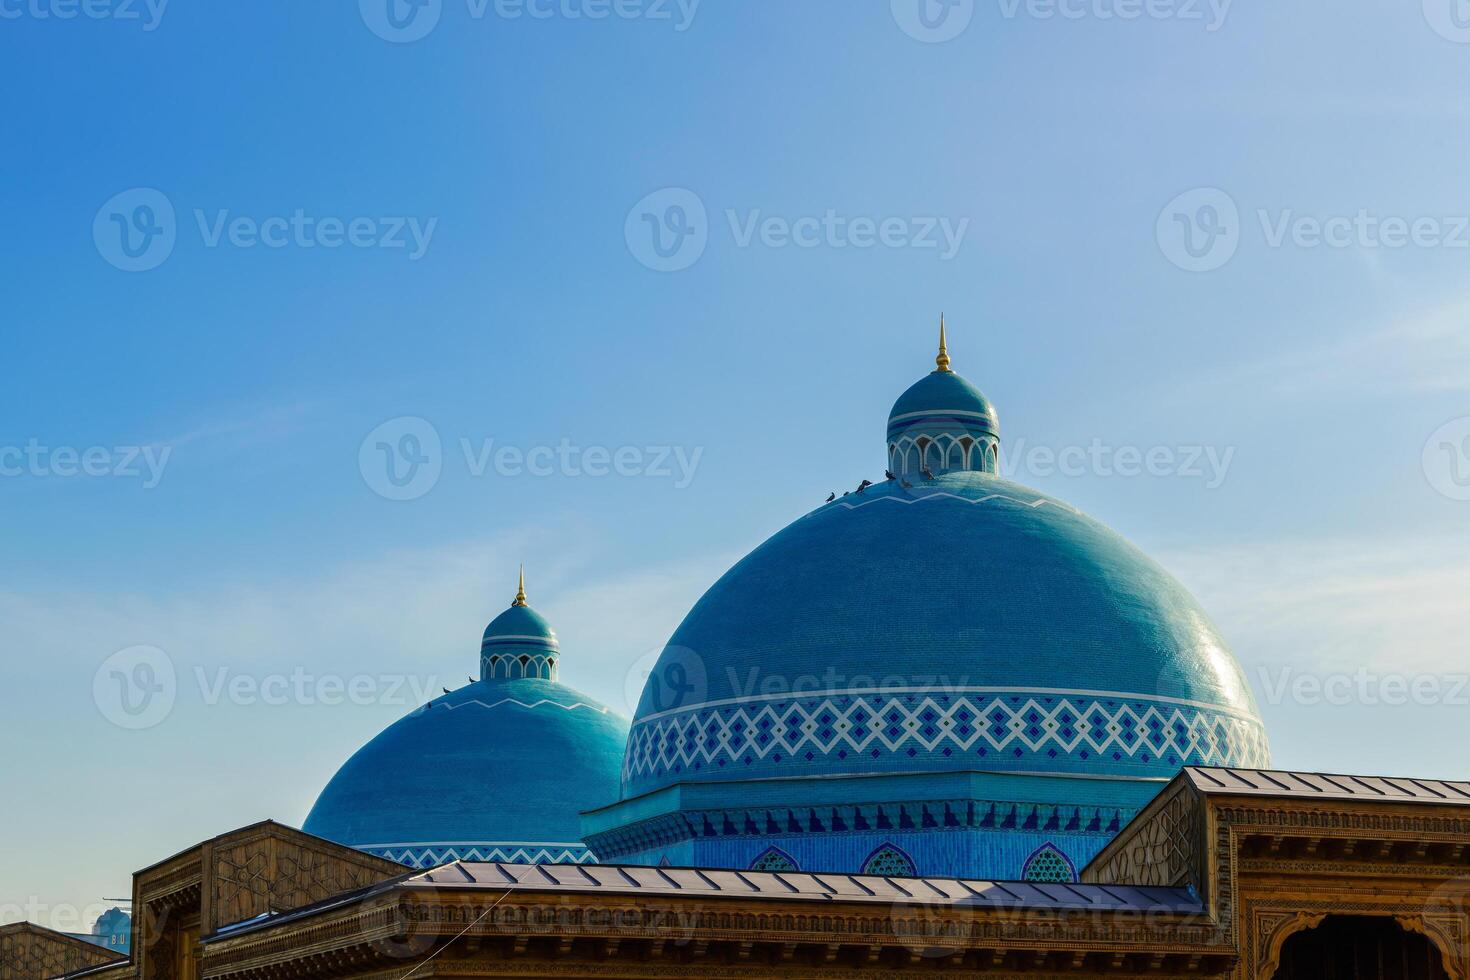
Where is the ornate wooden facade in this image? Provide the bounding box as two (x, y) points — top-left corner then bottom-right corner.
(15, 767), (1470, 980)
(198, 865), (1231, 979)
(0, 924), (124, 980)
(1086, 767), (1470, 979)
(126, 821), (405, 980)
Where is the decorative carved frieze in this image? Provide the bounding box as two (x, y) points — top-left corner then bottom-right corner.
(1082, 782), (1207, 901)
(197, 890), (1233, 980)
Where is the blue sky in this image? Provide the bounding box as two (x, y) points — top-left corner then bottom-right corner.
(4, 0), (1470, 930)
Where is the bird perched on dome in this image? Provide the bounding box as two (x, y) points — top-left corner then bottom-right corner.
(586, 320), (1270, 883)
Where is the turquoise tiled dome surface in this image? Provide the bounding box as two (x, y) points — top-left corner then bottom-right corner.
(600, 331), (1268, 879)
(624, 436), (1269, 799)
(888, 367), (997, 425)
(483, 603), (556, 646)
(626, 340), (1270, 811)
(305, 595), (628, 869)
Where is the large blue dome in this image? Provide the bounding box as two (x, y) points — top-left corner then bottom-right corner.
(305, 582), (628, 868)
(590, 326), (1269, 880)
(623, 471), (1268, 798)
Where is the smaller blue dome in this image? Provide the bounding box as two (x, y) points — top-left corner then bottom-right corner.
(886, 319), (1000, 477)
(304, 573), (629, 869)
(888, 370), (998, 427)
(483, 603), (556, 643)
(304, 676), (627, 868)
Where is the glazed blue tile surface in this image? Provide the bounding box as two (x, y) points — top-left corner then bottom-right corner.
(623, 469), (1268, 797)
(596, 351), (1269, 878)
(308, 347), (1270, 882)
(304, 595), (628, 866)
(582, 768), (1156, 878)
(610, 830), (1116, 882)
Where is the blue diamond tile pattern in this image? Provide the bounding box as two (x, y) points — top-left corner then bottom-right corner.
(624, 689), (1269, 789)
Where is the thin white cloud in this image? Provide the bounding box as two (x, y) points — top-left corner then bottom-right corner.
(1110, 85), (1470, 123)
(1160, 532), (1470, 676)
(1, 533), (725, 703)
(1162, 294), (1470, 411)
(0, 532), (730, 928)
(143, 396), (324, 452)
(1266, 303), (1469, 397)
(548, 553), (739, 714)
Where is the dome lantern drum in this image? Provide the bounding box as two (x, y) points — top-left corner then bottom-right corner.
(481, 605), (559, 681)
(887, 320), (1000, 478)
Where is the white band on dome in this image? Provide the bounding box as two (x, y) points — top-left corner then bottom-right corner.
(633, 684), (1259, 725)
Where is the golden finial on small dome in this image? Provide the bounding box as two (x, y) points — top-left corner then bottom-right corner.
(513, 565), (528, 607)
(935, 313), (952, 373)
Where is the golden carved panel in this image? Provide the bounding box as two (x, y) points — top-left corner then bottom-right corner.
(0, 925), (125, 980)
(1241, 898), (1469, 980)
(1085, 782), (1206, 898)
(208, 827), (402, 932)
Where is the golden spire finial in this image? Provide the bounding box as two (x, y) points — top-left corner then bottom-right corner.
(513, 565), (527, 607)
(935, 313), (952, 373)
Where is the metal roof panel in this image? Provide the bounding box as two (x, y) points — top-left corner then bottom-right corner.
(406, 862), (1200, 914)
(1185, 766), (1470, 805)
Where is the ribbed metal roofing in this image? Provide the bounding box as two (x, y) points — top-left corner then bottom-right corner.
(1186, 766), (1470, 804)
(406, 862), (1200, 913)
